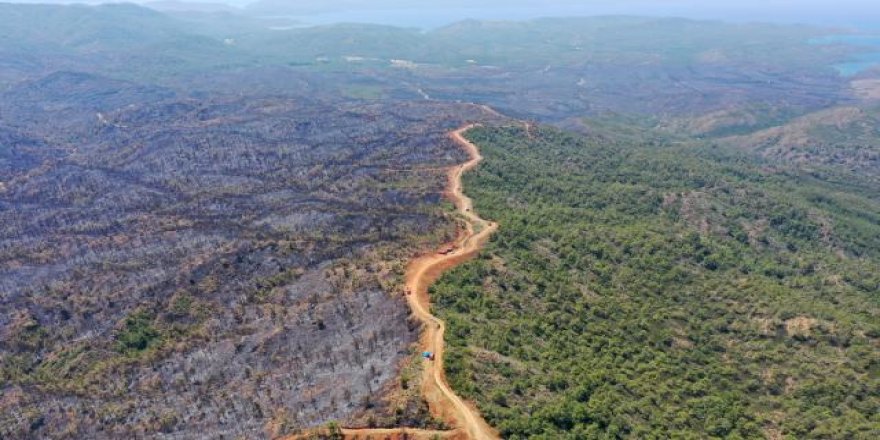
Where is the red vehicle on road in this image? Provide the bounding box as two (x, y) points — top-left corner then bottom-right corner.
(438, 245), (455, 255)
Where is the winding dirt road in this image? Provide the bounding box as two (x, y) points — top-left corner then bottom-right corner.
(292, 125), (499, 440)
(400, 125), (499, 440)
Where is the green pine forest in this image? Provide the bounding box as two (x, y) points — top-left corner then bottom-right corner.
(431, 125), (880, 439)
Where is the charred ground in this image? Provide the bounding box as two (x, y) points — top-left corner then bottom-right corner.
(0, 69), (500, 437)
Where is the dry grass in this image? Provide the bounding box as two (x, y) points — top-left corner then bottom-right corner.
(784, 316), (818, 337)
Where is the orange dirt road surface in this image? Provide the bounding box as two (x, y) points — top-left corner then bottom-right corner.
(285, 125), (499, 440)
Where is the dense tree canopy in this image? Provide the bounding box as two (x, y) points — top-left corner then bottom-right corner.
(432, 125), (879, 439)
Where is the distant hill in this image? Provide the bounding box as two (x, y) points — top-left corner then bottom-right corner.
(244, 0), (554, 15)
(0, 3), (249, 84)
(720, 106), (880, 178)
(0, 3), (180, 50)
(143, 1), (239, 14)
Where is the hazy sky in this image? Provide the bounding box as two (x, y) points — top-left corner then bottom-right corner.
(8, 0), (880, 29)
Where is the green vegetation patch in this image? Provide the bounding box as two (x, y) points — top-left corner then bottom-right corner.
(432, 125), (880, 439)
(115, 310), (162, 355)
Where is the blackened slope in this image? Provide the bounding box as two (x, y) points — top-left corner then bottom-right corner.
(0, 100), (496, 439)
(0, 71), (176, 135)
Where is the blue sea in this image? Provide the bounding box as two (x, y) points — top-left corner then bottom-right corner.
(811, 35), (880, 76)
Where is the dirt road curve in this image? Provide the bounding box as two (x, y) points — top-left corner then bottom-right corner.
(401, 125), (499, 440)
(286, 125), (498, 440)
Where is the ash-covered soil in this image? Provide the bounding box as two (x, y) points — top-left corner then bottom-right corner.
(0, 71), (498, 438)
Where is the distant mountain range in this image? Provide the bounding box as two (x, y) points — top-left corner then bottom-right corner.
(243, 0), (562, 15)
(240, 0), (880, 28)
(144, 1), (239, 13)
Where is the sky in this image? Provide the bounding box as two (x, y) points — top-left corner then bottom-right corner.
(7, 0), (880, 29)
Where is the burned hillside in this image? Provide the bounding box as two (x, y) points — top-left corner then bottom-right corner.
(0, 73), (499, 438)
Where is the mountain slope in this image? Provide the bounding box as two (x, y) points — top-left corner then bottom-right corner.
(432, 125), (879, 439)
(0, 3), (181, 51)
(0, 3), (246, 84)
(720, 106), (880, 179)
(0, 87), (497, 437)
